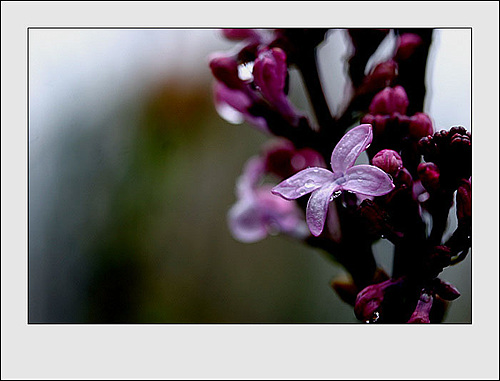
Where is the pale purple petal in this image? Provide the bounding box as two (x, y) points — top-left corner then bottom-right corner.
(331, 124), (373, 173)
(306, 182), (341, 237)
(343, 165), (395, 196)
(227, 199), (267, 243)
(256, 187), (308, 239)
(271, 167), (334, 200)
(235, 157), (266, 198)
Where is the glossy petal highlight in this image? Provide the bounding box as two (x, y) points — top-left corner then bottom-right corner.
(343, 165), (395, 196)
(331, 124), (373, 173)
(306, 182), (340, 236)
(271, 167), (334, 200)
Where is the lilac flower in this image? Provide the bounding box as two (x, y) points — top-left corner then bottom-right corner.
(272, 124), (395, 236)
(228, 157), (308, 243)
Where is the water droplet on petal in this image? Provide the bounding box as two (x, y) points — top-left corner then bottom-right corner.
(304, 179), (316, 188)
(238, 62), (254, 81)
(330, 190), (342, 201)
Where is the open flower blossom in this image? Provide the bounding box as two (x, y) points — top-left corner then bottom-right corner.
(272, 124), (395, 236)
(228, 157), (309, 243)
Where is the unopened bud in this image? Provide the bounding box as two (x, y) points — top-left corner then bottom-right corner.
(369, 86), (409, 116)
(433, 279), (461, 301)
(456, 178), (472, 221)
(354, 278), (403, 322)
(408, 112), (433, 139)
(221, 28), (260, 41)
(372, 149), (403, 176)
(253, 48), (288, 105)
(209, 55), (243, 90)
(395, 33), (423, 61)
(407, 290), (433, 323)
(417, 162), (440, 193)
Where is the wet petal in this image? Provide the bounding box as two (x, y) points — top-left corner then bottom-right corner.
(331, 124), (373, 173)
(306, 182), (340, 237)
(343, 165), (395, 196)
(271, 167), (334, 200)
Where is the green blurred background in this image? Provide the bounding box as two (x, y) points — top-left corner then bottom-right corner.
(28, 29), (471, 323)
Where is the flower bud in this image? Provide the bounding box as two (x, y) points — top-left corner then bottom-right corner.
(263, 140), (325, 179)
(408, 112), (433, 139)
(433, 279), (461, 301)
(407, 291), (433, 323)
(354, 278), (403, 322)
(209, 55), (243, 90)
(361, 60), (398, 94)
(369, 86), (409, 116)
(372, 149), (403, 176)
(221, 28), (260, 41)
(417, 162), (440, 193)
(253, 48), (288, 105)
(456, 178), (471, 221)
(395, 33), (423, 61)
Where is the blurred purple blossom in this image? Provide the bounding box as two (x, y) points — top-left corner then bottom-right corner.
(228, 157), (308, 243)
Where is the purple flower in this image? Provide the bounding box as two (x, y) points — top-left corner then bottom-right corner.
(228, 157), (308, 243)
(272, 124), (395, 236)
(213, 82), (268, 132)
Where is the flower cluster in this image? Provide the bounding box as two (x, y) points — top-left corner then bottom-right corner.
(209, 28), (471, 323)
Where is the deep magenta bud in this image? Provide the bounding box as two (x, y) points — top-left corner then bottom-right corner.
(372, 149), (403, 176)
(395, 33), (423, 61)
(209, 55), (243, 90)
(408, 112), (434, 139)
(418, 162), (440, 193)
(221, 29), (260, 41)
(456, 178), (471, 221)
(369, 86), (409, 116)
(407, 291), (433, 324)
(360, 60), (398, 94)
(354, 278), (403, 322)
(434, 279), (461, 301)
(253, 48), (288, 105)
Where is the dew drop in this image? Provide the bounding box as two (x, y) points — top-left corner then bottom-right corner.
(330, 190), (342, 201)
(421, 293), (431, 303)
(304, 179), (316, 188)
(238, 62), (254, 81)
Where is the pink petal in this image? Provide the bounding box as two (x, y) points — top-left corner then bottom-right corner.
(235, 157), (266, 198)
(306, 182), (340, 237)
(271, 167), (334, 200)
(343, 165), (395, 196)
(331, 124), (373, 173)
(227, 199), (267, 243)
